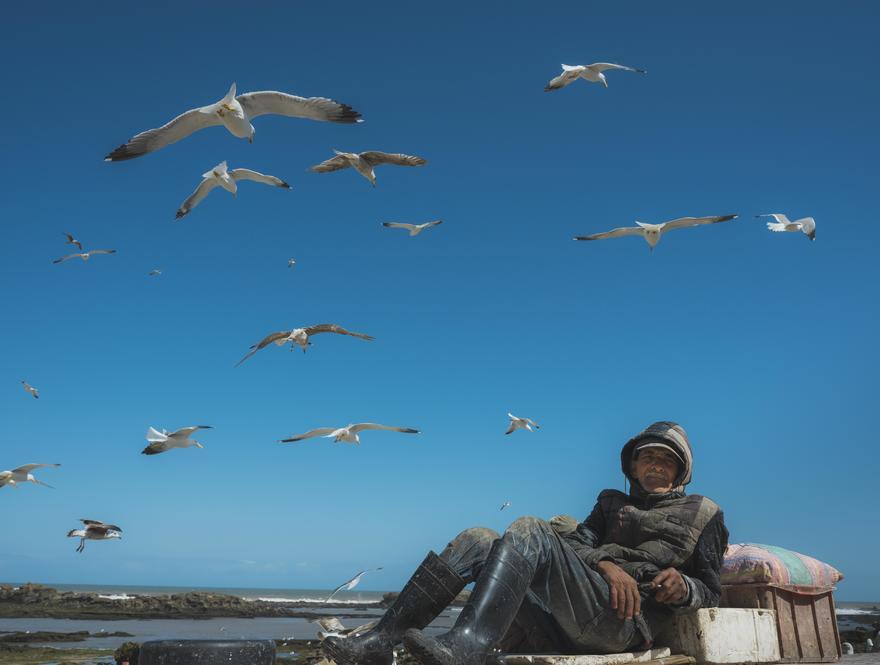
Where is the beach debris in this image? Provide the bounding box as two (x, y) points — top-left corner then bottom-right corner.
(310, 150), (426, 186)
(500, 501), (511, 511)
(67, 519), (122, 553)
(21, 380), (39, 399)
(142, 425), (212, 455)
(236, 324), (374, 366)
(280, 424), (419, 445)
(53, 248), (117, 264)
(506, 413), (540, 435)
(327, 568), (384, 602)
(176, 161), (290, 219)
(382, 220), (443, 237)
(756, 213), (816, 241)
(545, 62), (646, 91)
(105, 82), (362, 161)
(574, 214), (738, 252)
(0, 463), (60, 489)
(63, 232), (83, 251)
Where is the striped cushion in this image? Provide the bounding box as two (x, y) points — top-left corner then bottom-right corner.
(722, 543), (844, 588)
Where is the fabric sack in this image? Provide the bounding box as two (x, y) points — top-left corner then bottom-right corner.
(722, 542), (843, 588)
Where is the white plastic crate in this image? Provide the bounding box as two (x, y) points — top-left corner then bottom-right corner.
(656, 607), (781, 664)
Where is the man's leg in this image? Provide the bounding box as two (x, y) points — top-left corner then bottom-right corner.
(323, 527), (497, 665)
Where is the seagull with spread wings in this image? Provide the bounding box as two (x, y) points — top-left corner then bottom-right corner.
(756, 213), (816, 241)
(105, 82), (362, 161)
(574, 214), (737, 251)
(280, 424), (419, 445)
(545, 62), (646, 91)
(327, 568), (384, 601)
(21, 380), (39, 399)
(67, 519), (122, 553)
(236, 324), (374, 366)
(500, 501), (512, 511)
(310, 150), (426, 186)
(175, 161), (290, 219)
(382, 220), (443, 237)
(142, 425), (212, 455)
(53, 249), (117, 264)
(63, 233), (83, 251)
(0, 463), (60, 489)
(506, 413), (540, 435)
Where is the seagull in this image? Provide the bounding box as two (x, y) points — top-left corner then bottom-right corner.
(574, 214), (737, 251)
(67, 519), (122, 553)
(236, 324), (374, 366)
(288, 258), (297, 268)
(148, 269), (162, 276)
(326, 568), (384, 601)
(756, 214), (816, 241)
(175, 161), (290, 219)
(21, 381), (39, 399)
(506, 413), (540, 435)
(53, 249), (117, 264)
(545, 63), (646, 91)
(500, 501), (511, 511)
(0, 463), (60, 489)
(105, 82), (362, 161)
(142, 425), (212, 455)
(382, 220), (443, 237)
(310, 150), (426, 186)
(63, 233), (83, 251)
(279, 424), (419, 445)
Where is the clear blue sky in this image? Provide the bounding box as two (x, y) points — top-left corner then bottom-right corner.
(1, 2), (877, 601)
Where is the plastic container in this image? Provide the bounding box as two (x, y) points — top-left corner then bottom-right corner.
(656, 607), (781, 664)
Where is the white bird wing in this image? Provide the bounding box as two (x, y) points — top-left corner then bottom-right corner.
(169, 425), (212, 439)
(304, 323), (374, 341)
(310, 154), (351, 173)
(230, 168), (291, 189)
(279, 428), (337, 443)
(176, 177), (221, 220)
(545, 66), (583, 91)
(574, 226), (645, 241)
(349, 423), (419, 434)
(81, 519), (123, 533)
(587, 62), (646, 74)
(12, 463), (60, 473)
(421, 220), (443, 229)
(757, 213), (791, 225)
(360, 152), (426, 167)
(799, 217), (816, 234)
(382, 222), (417, 231)
(659, 215), (737, 233)
(145, 427), (168, 442)
(87, 249), (117, 256)
(53, 253), (82, 264)
(105, 107), (223, 161)
(504, 421), (517, 435)
(236, 92), (362, 123)
(236, 330), (293, 366)
(525, 418), (540, 428)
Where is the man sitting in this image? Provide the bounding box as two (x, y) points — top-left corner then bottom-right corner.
(324, 421), (729, 665)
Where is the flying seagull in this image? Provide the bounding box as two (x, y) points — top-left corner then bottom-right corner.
(288, 258), (297, 268)
(279, 424), (419, 445)
(63, 233), (83, 251)
(67, 519), (122, 553)
(382, 220), (443, 237)
(148, 269), (162, 276)
(236, 324), (374, 366)
(756, 214), (816, 241)
(0, 463), (60, 489)
(545, 63), (646, 91)
(21, 380), (39, 399)
(142, 425), (212, 455)
(506, 413), (540, 435)
(500, 501), (511, 511)
(176, 161), (290, 219)
(326, 568), (384, 601)
(53, 249), (117, 264)
(310, 150), (426, 186)
(574, 214), (737, 251)
(105, 82), (362, 161)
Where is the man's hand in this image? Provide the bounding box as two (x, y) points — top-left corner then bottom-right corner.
(597, 561), (640, 619)
(651, 568), (688, 605)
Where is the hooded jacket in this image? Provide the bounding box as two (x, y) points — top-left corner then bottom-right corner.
(562, 421), (729, 614)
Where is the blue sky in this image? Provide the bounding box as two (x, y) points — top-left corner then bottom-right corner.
(1, 1), (878, 601)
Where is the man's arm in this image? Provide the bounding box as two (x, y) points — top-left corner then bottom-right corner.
(561, 500), (609, 566)
(668, 510), (729, 612)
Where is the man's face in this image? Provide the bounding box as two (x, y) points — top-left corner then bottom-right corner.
(631, 447), (680, 493)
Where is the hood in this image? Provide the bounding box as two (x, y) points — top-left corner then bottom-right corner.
(620, 421), (693, 491)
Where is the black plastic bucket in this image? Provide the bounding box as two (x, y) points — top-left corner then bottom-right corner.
(138, 639), (276, 664)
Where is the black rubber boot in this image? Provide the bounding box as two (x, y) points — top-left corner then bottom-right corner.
(404, 538), (534, 665)
(324, 550), (466, 665)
